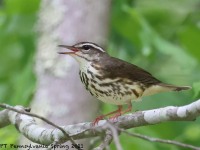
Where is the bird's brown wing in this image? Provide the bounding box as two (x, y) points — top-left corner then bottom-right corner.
(97, 55), (161, 86)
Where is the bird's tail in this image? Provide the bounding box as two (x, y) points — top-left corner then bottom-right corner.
(158, 83), (192, 91)
(142, 83), (191, 97)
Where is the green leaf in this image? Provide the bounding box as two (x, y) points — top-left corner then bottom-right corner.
(184, 124), (200, 141)
(11, 56), (36, 106)
(4, 0), (40, 14)
(193, 82), (200, 98)
(178, 25), (200, 62)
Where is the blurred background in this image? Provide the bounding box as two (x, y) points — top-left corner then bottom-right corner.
(0, 0), (200, 149)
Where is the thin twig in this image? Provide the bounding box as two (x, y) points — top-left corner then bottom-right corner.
(93, 129), (113, 150)
(106, 123), (123, 150)
(0, 103), (81, 150)
(118, 127), (200, 150)
(93, 118), (123, 150)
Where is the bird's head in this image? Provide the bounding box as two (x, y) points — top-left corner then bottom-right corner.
(58, 42), (106, 64)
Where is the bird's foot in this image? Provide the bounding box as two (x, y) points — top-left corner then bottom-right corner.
(109, 112), (122, 122)
(92, 115), (105, 126)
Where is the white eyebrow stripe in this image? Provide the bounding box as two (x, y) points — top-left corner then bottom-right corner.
(79, 43), (105, 52)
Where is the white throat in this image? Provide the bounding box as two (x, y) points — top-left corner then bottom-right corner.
(72, 55), (90, 72)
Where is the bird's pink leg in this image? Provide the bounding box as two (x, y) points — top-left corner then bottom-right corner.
(93, 102), (133, 125)
(109, 102), (132, 121)
(93, 105), (122, 126)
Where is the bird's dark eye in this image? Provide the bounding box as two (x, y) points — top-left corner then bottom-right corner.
(82, 45), (90, 50)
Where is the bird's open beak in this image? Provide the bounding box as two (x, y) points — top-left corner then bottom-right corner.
(58, 45), (79, 55)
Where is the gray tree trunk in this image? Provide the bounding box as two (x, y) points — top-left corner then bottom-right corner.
(20, 0), (111, 149)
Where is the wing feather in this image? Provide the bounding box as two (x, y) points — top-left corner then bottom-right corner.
(96, 54), (161, 86)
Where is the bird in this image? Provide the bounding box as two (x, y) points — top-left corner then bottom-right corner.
(58, 42), (191, 125)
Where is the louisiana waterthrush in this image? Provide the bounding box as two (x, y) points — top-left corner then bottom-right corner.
(58, 42), (191, 125)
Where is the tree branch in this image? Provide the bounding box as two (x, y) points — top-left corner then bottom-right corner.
(93, 129), (113, 150)
(0, 104), (81, 150)
(0, 99), (200, 148)
(118, 128), (200, 150)
(105, 123), (122, 150)
(103, 119), (200, 150)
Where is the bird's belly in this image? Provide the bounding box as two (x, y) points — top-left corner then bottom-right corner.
(95, 93), (135, 105)
(88, 82), (142, 105)
(79, 70), (143, 105)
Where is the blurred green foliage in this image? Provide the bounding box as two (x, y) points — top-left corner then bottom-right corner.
(0, 0), (40, 144)
(0, 0), (200, 149)
(0, 0), (40, 105)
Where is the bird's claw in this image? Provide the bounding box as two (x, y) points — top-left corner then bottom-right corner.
(109, 112), (121, 122)
(92, 115), (105, 126)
